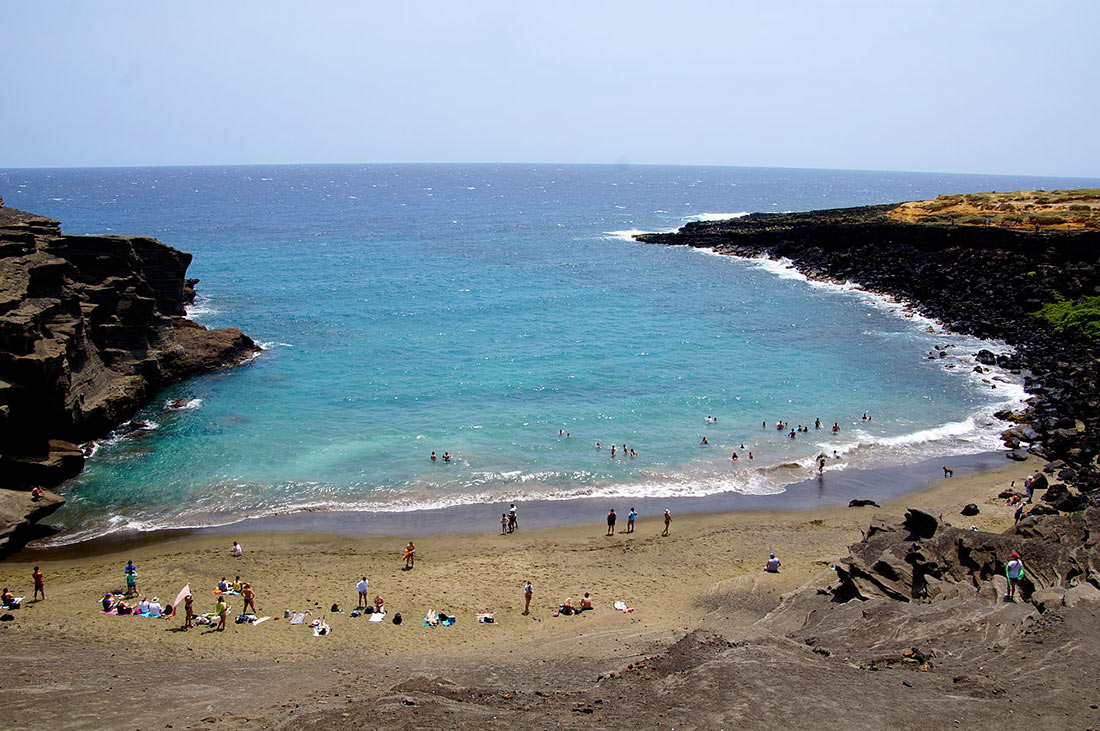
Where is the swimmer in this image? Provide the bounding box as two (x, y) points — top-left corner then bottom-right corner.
(610, 445), (616, 457)
(832, 422), (840, 433)
(700, 437), (709, 445)
(595, 441), (601, 450)
(443, 452), (451, 462)
(431, 451), (437, 462)
(815, 418), (821, 429)
(629, 448), (636, 458)
(816, 453), (827, 474)
(748, 452), (753, 460)
(731, 452), (739, 462)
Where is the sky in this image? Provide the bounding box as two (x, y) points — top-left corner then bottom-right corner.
(2, 1), (1098, 177)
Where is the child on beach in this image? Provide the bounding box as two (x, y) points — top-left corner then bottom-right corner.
(124, 561), (138, 597)
(501, 513), (508, 535)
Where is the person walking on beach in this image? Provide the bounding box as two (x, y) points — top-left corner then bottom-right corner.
(183, 593), (194, 630)
(662, 509), (671, 536)
(1005, 551), (1026, 600)
(357, 576), (370, 608)
(404, 541), (416, 569)
(215, 596), (229, 631)
(627, 507), (636, 533)
(32, 566), (45, 601)
(606, 508), (617, 536)
(523, 580), (533, 615)
(242, 583), (256, 614)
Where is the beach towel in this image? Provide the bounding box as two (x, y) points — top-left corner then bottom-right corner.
(290, 612), (307, 625)
(213, 589), (241, 596)
(477, 612), (496, 624)
(613, 601), (634, 613)
(2, 597), (24, 609)
(313, 623), (331, 637)
(172, 584), (190, 613)
(369, 611), (386, 622)
(252, 616), (271, 626)
(423, 610), (439, 626)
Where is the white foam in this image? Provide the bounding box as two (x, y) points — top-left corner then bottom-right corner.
(602, 229), (668, 242)
(258, 341), (294, 350)
(185, 296), (218, 319)
(684, 212), (750, 222)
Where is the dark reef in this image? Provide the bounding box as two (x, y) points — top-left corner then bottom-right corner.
(0, 206), (259, 555)
(637, 205), (1100, 506)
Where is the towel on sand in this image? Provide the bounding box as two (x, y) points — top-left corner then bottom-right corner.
(613, 601), (634, 613)
(369, 611), (386, 622)
(290, 612), (307, 625)
(477, 612), (496, 623)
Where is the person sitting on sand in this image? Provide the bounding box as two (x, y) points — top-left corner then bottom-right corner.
(242, 583), (256, 614)
(217, 577), (229, 593)
(138, 596), (150, 615)
(3, 587), (16, 607)
(148, 597), (163, 618)
(231, 541), (242, 557)
(404, 541), (416, 569)
(101, 592), (116, 612)
(374, 595), (385, 614)
(765, 553), (781, 573)
(559, 597), (575, 615)
(580, 593), (594, 611)
(232, 576), (243, 592)
(116, 600), (134, 615)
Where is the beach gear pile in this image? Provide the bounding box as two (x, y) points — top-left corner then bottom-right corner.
(423, 609), (456, 626)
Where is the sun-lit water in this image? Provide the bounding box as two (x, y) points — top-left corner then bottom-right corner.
(4, 163), (1097, 543)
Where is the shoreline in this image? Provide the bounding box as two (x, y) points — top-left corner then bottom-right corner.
(18, 450), (1008, 560)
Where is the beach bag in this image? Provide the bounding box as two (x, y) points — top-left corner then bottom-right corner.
(235, 614), (249, 624)
(0, 613), (13, 622)
(330, 604), (340, 613)
(392, 612), (402, 625)
(364, 605), (374, 614)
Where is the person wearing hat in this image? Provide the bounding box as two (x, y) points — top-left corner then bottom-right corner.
(765, 553), (781, 573)
(1005, 552), (1026, 600)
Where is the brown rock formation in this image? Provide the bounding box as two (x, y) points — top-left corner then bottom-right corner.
(0, 206), (259, 554)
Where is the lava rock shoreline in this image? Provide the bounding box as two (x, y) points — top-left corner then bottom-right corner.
(0, 206), (259, 555)
(636, 204), (1100, 508)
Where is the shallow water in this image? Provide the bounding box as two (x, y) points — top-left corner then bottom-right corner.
(3, 163), (1096, 542)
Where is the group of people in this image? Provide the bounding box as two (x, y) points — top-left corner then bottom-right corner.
(605, 507), (671, 536)
(596, 442), (637, 458)
(430, 451), (453, 463)
(500, 504), (519, 534)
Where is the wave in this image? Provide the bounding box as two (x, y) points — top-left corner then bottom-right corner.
(684, 211), (750, 222)
(602, 228), (670, 242)
(185, 296), (218, 319)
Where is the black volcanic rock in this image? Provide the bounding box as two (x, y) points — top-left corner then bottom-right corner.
(637, 206), (1100, 507)
(0, 206), (260, 556)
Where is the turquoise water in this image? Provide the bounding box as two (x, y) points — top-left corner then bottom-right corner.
(3, 164), (1097, 542)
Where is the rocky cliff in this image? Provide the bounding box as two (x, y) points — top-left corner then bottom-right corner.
(637, 205), (1100, 507)
(0, 206), (259, 554)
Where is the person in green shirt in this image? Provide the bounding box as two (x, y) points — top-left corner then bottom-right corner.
(215, 597), (230, 631)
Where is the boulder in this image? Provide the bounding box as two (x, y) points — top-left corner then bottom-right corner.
(848, 499), (880, 508)
(960, 504), (980, 516)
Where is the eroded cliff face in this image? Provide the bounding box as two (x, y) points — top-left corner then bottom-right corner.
(0, 206), (259, 553)
(637, 207), (1100, 507)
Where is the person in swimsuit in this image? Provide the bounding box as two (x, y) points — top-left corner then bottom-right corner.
(580, 593), (594, 610)
(183, 594), (194, 630)
(404, 541), (416, 569)
(242, 583), (256, 614)
(215, 597), (229, 631)
(662, 509), (671, 536)
(606, 508), (617, 536)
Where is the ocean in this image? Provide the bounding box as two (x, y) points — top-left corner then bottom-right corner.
(4, 163), (1098, 544)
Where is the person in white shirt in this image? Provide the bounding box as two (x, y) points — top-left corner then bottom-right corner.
(357, 576), (370, 608)
(148, 598), (163, 617)
(231, 541), (243, 557)
(1005, 551), (1026, 600)
(764, 553), (781, 573)
(138, 597), (150, 614)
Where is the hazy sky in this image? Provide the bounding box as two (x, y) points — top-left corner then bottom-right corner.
(3, 1), (1097, 176)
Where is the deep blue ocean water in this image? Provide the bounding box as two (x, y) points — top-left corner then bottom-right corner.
(3, 163), (1098, 542)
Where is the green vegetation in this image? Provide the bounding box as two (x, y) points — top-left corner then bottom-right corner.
(1033, 295), (1100, 339)
(890, 188), (1100, 230)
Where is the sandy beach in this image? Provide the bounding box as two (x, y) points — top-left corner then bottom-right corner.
(0, 457), (1041, 729)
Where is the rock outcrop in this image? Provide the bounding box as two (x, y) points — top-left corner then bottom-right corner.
(0, 206), (259, 555)
(637, 207), (1100, 504)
